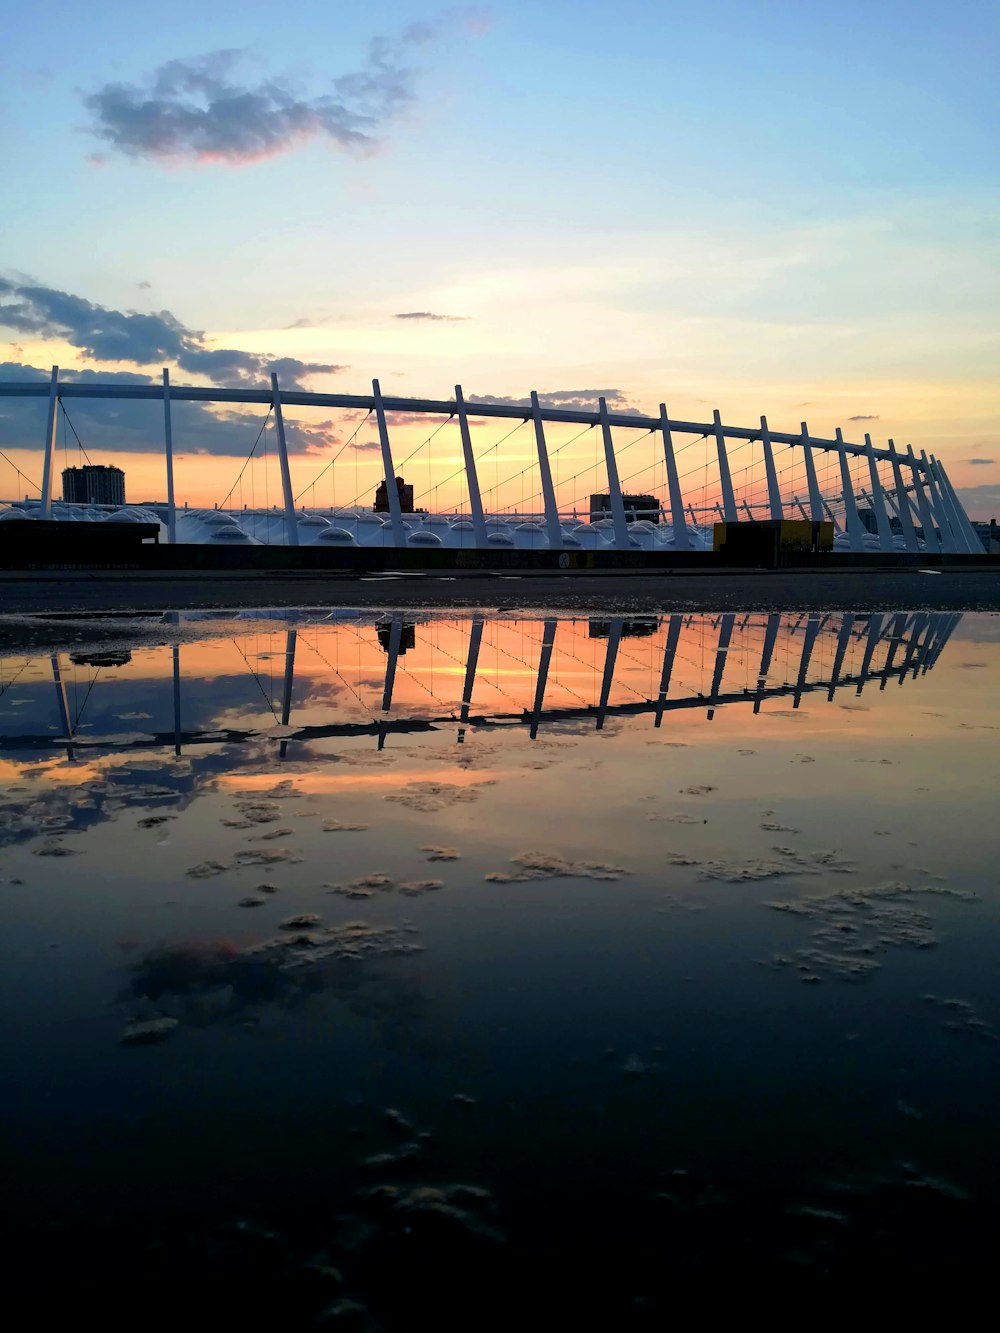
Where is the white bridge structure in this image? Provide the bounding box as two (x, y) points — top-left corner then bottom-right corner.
(0, 368), (982, 554)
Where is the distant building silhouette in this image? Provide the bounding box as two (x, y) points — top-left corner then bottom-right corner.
(62, 465), (126, 506)
(589, 493), (659, 522)
(374, 476), (414, 513)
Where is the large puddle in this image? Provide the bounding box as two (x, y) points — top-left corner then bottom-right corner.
(2, 609), (998, 1318)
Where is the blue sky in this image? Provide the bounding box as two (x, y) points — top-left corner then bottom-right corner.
(1, 0), (997, 512)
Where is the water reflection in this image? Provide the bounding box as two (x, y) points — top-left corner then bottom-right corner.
(0, 608), (997, 1318)
(0, 610), (961, 761)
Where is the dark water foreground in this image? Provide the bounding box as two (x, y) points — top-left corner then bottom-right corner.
(1, 609), (998, 1323)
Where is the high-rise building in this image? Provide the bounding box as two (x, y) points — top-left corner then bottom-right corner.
(62, 465), (126, 506)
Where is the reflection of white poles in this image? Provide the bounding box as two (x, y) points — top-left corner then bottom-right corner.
(707, 613), (735, 719)
(373, 379), (404, 546)
(278, 629), (297, 760)
(40, 366), (59, 518)
(381, 614), (403, 712)
(828, 614), (856, 700)
(455, 386), (488, 548)
(530, 391), (563, 550)
(712, 410), (738, 522)
(856, 613), (885, 695)
(270, 373), (299, 546)
(655, 614), (683, 727)
(760, 416), (783, 521)
(835, 429), (864, 552)
(598, 396), (629, 550)
(458, 615), (484, 742)
(50, 653), (74, 761)
(596, 618), (622, 730)
(163, 368), (176, 543)
(659, 406), (689, 549)
(864, 434), (895, 552)
(172, 645), (181, 756)
(754, 613), (781, 712)
(530, 619), (557, 739)
(793, 613), (821, 706)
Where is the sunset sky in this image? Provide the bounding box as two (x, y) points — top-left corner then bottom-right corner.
(1, 0), (997, 516)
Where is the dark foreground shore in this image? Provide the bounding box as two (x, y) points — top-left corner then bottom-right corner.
(1, 566), (997, 654)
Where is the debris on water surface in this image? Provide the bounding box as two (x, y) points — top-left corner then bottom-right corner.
(322, 820), (370, 833)
(385, 780), (495, 812)
(761, 822), (799, 833)
(921, 994), (997, 1041)
(238, 895), (267, 908)
(138, 815), (175, 829)
(33, 842), (79, 856)
(484, 851), (628, 883)
(764, 881), (977, 982)
(280, 913), (322, 929)
(680, 785), (716, 796)
(327, 873), (394, 899)
(233, 848), (303, 868)
(187, 860), (230, 878)
(257, 883), (279, 894)
(397, 879), (444, 896)
(251, 827), (294, 841)
(420, 845), (460, 860)
(120, 1016), (179, 1046)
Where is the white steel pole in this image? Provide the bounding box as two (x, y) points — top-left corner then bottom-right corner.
(759, 415), (783, 520)
(162, 368), (176, 543)
(40, 365), (59, 517)
(659, 405), (689, 549)
(919, 449), (955, 552)
(454, 385), (487, 548)
(530, 391), (563, 550)
(887, 441), (919, 552)
(835, 428), (865, 552)
(712, 410), (738, 522)
(936, 461), (982, 552)
(372, 378), (404, 546)
(599, 395), (629, 549)
(270, 373), (299, 546)
(907, 444), (939, 552)
(929, 456), (975, 554)
(864, 433), (895, 552)
(800, 423), (824, 521)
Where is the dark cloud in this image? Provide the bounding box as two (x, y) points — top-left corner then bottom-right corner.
(0, 280), (343, 388)
(394, 311), (467, 322)
(469, 388), (640, 414)
(136, 280), (152, 290)
(351, 439), (384, 451)
(953, 482), (1000, 521)
(0, 362), (340, 457)
(83, 24), (444, 166)
(847, 414), (879, 422)
(284, 317), (314, 330)
(964, 457), (994, 466)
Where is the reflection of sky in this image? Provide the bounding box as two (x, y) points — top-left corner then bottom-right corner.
(1, 610), (1000, 1289)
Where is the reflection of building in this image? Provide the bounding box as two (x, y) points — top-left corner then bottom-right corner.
(589, 619), (658, 639)
(374, 476), (414, 513)
(377, 623), (416, 654)
(62, 465), (126, 505)
(69, 650), (132, 668)
(589, 493), (658, 522)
